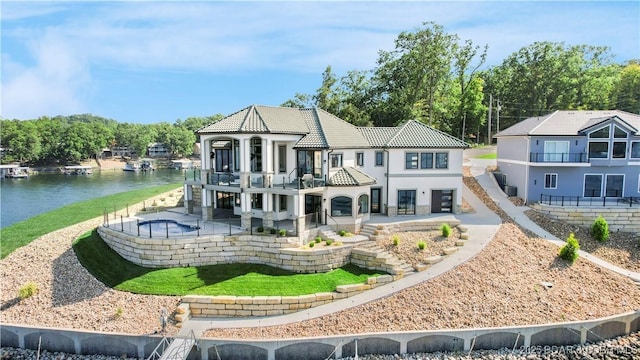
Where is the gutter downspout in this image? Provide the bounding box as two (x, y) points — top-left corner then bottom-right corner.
(384, 148), (389, 215)
(524, 136), (530, 204)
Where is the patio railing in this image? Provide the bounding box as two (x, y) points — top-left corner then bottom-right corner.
(539, 193), (640, 207)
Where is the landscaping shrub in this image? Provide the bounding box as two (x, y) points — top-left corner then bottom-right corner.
(279, 229), (287, 237)
(417, 241), (426, 250)
(314, 236), (322, 243)
(392, 235), (400, 246)
(18, 281), (38, 299)
(333, 241), (343, 246)
(559, 233), (580, 263)
(591, 215), (610, 242)
(309, 242), (315, 248)
(114, 306), (124, 319)
(256, 226), (264, 233)
(338, 230), (347, 236)
(440, 223), (452, 237)
(269, 228), (276, 234)
(325, 239), (334, 246)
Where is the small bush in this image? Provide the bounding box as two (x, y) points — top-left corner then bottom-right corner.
(279, 229), (287, 237)
(325, 239), (334, 246)
(343, 232), (354, 237)
(256, 226), (264, 233)
(338, 230), (347, 236)
(417, 241), (426, 250)
(440, 223), (452, 237)
(270, 228), (277, 234)
(114, 306), (124, 319)
(591, 216), (610, 242)
(333, 241), (343, 246)
(315, 236), (322, 243)
(309, 242), (315, 248)
(392, 235), (400, 246)
(18, 282), (38, 299)
(559, 233), (580, 263)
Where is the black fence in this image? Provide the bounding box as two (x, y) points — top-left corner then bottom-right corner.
(539, 194), (640, 207)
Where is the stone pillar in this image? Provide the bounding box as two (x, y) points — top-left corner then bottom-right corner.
(241, 211), (252, 231)
(297, 216), (305, 234)
(263, 211), (274, 228)
(184, 184), (193, 214)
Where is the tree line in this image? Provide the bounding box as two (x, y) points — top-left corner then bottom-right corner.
(282, 22), (640, 142)
(0, 114), (222, 165)
(2, 22), (639, 165)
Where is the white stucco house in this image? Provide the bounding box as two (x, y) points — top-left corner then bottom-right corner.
(183, 105), (468, 232)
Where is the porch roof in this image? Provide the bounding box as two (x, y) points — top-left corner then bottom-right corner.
(328, 167), (377, 186)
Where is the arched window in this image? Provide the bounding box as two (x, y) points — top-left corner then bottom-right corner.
(358, 194), (369, 214)
(331, 196), (352, 217)
(250, 137), (262, 172)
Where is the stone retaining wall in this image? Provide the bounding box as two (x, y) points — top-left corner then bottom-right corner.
(98, 227), (356, 273)
(530, 204), (640, 233)
(183, 275), (396, 318)
(3, 310), (639, 360)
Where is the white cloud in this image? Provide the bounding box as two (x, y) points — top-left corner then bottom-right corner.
(1, 30), (90, 119)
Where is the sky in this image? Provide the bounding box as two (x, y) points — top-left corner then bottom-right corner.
(1, 1), (639, 124)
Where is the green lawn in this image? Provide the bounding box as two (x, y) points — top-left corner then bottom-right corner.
(0, 183), (181, 259)
(475, 152), (497, 159)
(73, 229), (381, 296)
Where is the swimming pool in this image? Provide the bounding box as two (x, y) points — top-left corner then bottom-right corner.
(137, 219), (200, 235)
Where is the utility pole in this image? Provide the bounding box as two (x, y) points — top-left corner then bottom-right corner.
(495, 98), (501, 134)
(487, 94), (493, 144)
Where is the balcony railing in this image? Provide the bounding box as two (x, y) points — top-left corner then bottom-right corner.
(529, 152), (588, 163)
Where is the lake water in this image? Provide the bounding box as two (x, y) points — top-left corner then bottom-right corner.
(0, 169), (186, 228)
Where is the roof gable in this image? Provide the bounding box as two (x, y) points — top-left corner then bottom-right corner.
(495, 110), (640, 137)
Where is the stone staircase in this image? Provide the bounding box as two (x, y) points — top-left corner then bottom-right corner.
(351, 242), (415, 277)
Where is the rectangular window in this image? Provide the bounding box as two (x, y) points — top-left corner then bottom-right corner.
(405, 152), (418, 169)
(356, 152), (364, 167)
(584, 174), (603, 197)
(632, 142), (640, 159)
(375, 151), (384, 166)
(233, 140), (240, 171)
(279, 195), (287, 211)
(588, 142), (608, 159)
(278, 145), (287, 173)
(251, 193), (263, 209)
(544, 173), (557, 189)
(612, 142), (627, 159)
(435, 152), (449, 169)
(605, 174), (624, 197)
(420, 153), (433, 169)
(330, 153), (343, 168)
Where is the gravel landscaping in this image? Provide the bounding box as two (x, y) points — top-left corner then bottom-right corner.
(525, 210), (640, 273)
(377, 228), (461, 268)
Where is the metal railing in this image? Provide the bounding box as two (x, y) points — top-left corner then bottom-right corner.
(529, 152), (588, 163)
(539, 193), (640, 207)
(102, 213), (244, 237)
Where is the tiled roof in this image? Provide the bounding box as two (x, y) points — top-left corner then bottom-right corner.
(495, 110), (640, 137)
(328, 167), (377, 186)
(199, 105), (468, 149)
(358, 120), (468, 148)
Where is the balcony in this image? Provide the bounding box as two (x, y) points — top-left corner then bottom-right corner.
(529, 152), (588, 163)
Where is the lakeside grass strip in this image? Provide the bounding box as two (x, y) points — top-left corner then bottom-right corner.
(0, 183), (181, 259)
(74, 229), (381, 296)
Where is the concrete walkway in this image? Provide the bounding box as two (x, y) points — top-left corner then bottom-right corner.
(467, 158), (640, 284)
(178, 183), (501, 337)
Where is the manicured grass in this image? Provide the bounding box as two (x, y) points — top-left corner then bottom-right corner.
(74, 229), (381, 296)
(1, 183), (181, 259)
(475, 153), (497, 159)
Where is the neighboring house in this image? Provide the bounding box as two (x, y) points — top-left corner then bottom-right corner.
(147, 142), (171, 157)
(111, 146), (133, 158)
(494, 110), (640, 204)
(183, 105), (468, 232)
